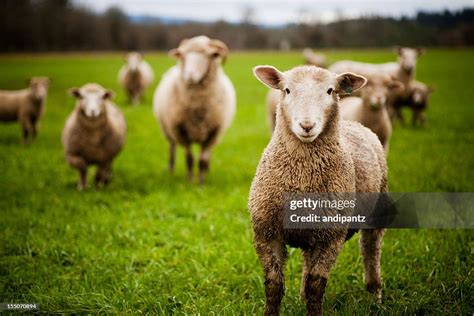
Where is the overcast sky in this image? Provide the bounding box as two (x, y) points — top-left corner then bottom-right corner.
(74, 0), (474, 25)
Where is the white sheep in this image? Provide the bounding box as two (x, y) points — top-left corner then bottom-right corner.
(62, 83), (126, 190)
(153, 36), (236, 184)
(329, 47), (424, 90)
(340, 74), (404, 153)
(0, 77), (49, 143)
(250, 65), (387, 315)
(118, 52), (154, 105)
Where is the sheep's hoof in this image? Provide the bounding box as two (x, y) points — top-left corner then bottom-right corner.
(366, 282), (382, 303)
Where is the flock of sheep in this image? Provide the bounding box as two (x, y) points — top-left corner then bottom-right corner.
(0, 36), (433, 315)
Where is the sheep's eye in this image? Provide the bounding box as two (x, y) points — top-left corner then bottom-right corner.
(327, 88), (333, 95)
(212, 52), (220, 58)
(285, 88), (290, 95)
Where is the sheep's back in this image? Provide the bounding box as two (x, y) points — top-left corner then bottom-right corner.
(0, 90), (29, 121)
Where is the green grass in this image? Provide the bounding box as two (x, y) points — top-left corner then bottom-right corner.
(0, 49), (473, 314)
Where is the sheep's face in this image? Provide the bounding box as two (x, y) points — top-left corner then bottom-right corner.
(29, 77), (49, 102)
(254, 65), (366, 143)
(412, 85), (433, 105)
(170, 36), (229, 85)
(69, 84), (114, 119)
(360, 76), (403, 109)
(125, 52), (143, 72)
(396, 47), (424, 74)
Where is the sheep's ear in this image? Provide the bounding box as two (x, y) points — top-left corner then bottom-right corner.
(209, 39), (229, 64)
(388, 80), (404, 91)
(335, 72), (367, 95)
(168, 49), (181, 59)
(416, 47), (425, 56)
(253, 65), (284, 90)
(102, 89), (115, 100)
(68, 88), (82, 99)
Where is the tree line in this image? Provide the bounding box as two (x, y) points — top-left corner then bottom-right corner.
(0, 0), (472, 52)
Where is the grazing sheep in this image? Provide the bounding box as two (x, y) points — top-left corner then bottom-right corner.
(153, 36), (236, 184)
(389, 80), (433, 126)
(62, 83), (126, 190)
(340, 74), (404, 153)
(0, 77), (49, 143)
(303, 48), (327, 68)
(250, 65), (387, 315)
(118, 52), (154, 105)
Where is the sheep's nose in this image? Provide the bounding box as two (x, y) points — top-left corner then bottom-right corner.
(299, 122), (315, 133)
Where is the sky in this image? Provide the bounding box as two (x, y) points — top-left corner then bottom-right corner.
(73, 0), (474, 25)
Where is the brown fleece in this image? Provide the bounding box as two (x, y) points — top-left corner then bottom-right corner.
(0, 77), (49, 143)
(62, 84), (127, 190)
(249, 67), (387, 315)
(389, 80), (432, 126)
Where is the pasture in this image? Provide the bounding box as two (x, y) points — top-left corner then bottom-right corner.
(0, 49), (473, 314)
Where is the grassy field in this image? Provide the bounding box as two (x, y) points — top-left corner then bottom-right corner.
(0, 49), (473, 314)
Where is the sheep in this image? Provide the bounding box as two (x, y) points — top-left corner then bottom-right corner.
(0, 77), (49, 143)
(303, 48), (327, 68)
(62, 83), (126, 190)
(249, 65), (387, 315)
(153, 36), (236, 184)
(118, 52), (154, 105)
(389, 80), (433, 126)
(339, 74), (404, 153)
(329, 47), (424, 91)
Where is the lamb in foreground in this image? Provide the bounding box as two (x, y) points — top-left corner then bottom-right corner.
(153, 36), (236, 184)
(0, 77), (49, 143)
(249, 65), (387, 315)
(118, 52), (154, 105)
(62, 83), (126, 190)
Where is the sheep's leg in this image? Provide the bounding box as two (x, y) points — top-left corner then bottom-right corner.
(95, 162), (112, 187)
(419, 111), (426, 127)
(198, 146), (212, 184)
(300, 250), (311, 301)
(360, 228), (385, 303)
(67, 154), (88, 190)
(412, 109), (419, 126)
(30, 116), (38, 139)
(184, 146), (194, 182)
(22, 128), (29, 144)
(395, 108), (404, 125)
(20, 118), (32, 144)
(255, 239), (287, 316)
(132, 93), (140, 105)
(168, 142), (176, 173)
(303, 239), (344, 316)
